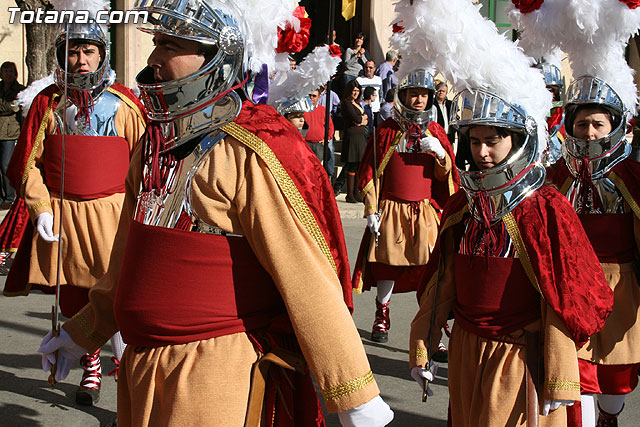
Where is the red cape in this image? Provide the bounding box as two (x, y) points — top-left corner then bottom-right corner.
(223, 101), (353, 311)
(417, 186), (613, 347)
(352, 119), (459, 294)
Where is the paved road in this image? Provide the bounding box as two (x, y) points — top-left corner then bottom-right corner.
(0, 199), (637, 426)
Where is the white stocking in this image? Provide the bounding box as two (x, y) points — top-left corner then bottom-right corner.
(581, 394), (596, 427)
(110, 332), (127, 361)
(597, 394), (625, 416)
(376, 280), (394, 304)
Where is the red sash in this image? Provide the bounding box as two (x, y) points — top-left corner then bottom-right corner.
(578, 213), (636, 263)
(381, 152), (434, 202)
(453, 253), (540, 339)
(114, 220), (285, 347)
(44, 135), (129, 200)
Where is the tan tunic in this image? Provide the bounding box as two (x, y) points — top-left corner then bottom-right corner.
(410, 229), (581, 427)
(363, 153), (451, 266)
(22, 92), (145, 289)
(64, 134), (379, 425)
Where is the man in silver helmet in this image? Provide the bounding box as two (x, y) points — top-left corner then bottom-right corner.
(547, 75), (640, 427)
(352, 68), (456, 347)
(38, 1), (393, 425)
(3, 19), (146, 406)
(411, 84), (612, 426)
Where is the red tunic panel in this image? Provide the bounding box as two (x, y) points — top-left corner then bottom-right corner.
(114, 220), (285, 347)
(453, 253), (540, 339)
(44, 135), (129, 199)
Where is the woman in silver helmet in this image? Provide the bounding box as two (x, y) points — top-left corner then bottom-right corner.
(352, 68), (456, 350)
(547, 75), (640, 427)
(410, 87), (612, 427)
(3, 18), (146, 407)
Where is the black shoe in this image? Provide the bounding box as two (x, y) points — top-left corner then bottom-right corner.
(371, 330), (388, 343)
(75, 386), (100, 406)
(432, 349), (448, 363)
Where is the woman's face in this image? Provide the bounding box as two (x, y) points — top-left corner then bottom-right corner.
(469, 126), (513, 170)
(572, 108), (612, 140)
(350, 87), (360, 101)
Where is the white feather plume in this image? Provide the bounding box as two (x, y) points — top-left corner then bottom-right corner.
(391, 0), (551, 137)
(16, 74), (55, 118)
(508, 0), (640, 114)
(50, 0), (110, 15)
(268, 45), (340, 107)
(209, 0), (301, 75)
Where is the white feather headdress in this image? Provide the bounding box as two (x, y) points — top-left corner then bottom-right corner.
(388, 3), (436, 79)
(204, 0), (302, 75)
(16, 74), (55, 118)
(268, 45), (340, 109)
(391, 0), (551, 149)
(508, 0), (640, 114)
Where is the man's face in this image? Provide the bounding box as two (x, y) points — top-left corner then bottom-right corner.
(309, 90), (320, 107)
(403, 88), (430, 111)
(364, 61), (375, 79)
(469, 126), (513, 170)
(147, 33), (206, 82)
(67, 43), (102, 74)
(572, 108), (612, 140)
(436, 85), (447, 103)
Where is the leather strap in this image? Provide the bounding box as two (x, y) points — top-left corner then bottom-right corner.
(244, 349), (305, 427)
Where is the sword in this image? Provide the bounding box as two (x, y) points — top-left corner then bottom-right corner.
(48, 24), (69, 388)
(371, 127), (380, 247)
(423, 254), (443, 402)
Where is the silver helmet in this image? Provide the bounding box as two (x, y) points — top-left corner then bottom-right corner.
(276, 97), (314, 117)
(562, 76), (630, 180)
(393, 69), (435, 132)
(54, 21), (111, 93)
(538, 62), (563, 92)
(450, 88), (546, 223)
(133, 0), (245, 151)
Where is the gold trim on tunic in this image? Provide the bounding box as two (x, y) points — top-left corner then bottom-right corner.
(30, 200), (52, 214)
(609, 172), (640, 220)
(546, 379), (580, 391)
(321, 370), (375, 401)
(503, 212), (543, 298)
(72, 313), (111, 349)
(21, 94), (60, 194)
(221, 122), (338, 275)
(360, 130), (405, 199)
(106, 86), (146, 126)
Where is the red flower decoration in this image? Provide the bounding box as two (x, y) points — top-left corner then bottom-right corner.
(392, 21), (405, 34)
(511, 0), (544, 13)
(620, 0), (640, 8)
(276, 6), (312, 54)
(328, 44), (342, 58)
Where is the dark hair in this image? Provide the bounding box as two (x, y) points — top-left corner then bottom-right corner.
(363, 86), (376, 101)
(286, 112), (305, 120)
(342, 79), (362, 101)
(458, 125), (523, 171)
(384, 88), (396, 103)
(565, 103), (617, 137)
(56, 40), (105, 67)
(355, 32), (366, 41)
(0, 61), (17, 75)
(197, 43), (218, 64)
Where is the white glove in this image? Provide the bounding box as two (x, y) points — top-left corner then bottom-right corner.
(338, 395), (394, 427)
(38, 328), (86, 382)
(36, 212), (59, 242)
(419, 135), (446, 160)
(542, 399), (574, 416)
(366, 214), (380, 238)
(411, 362), (439, 397)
